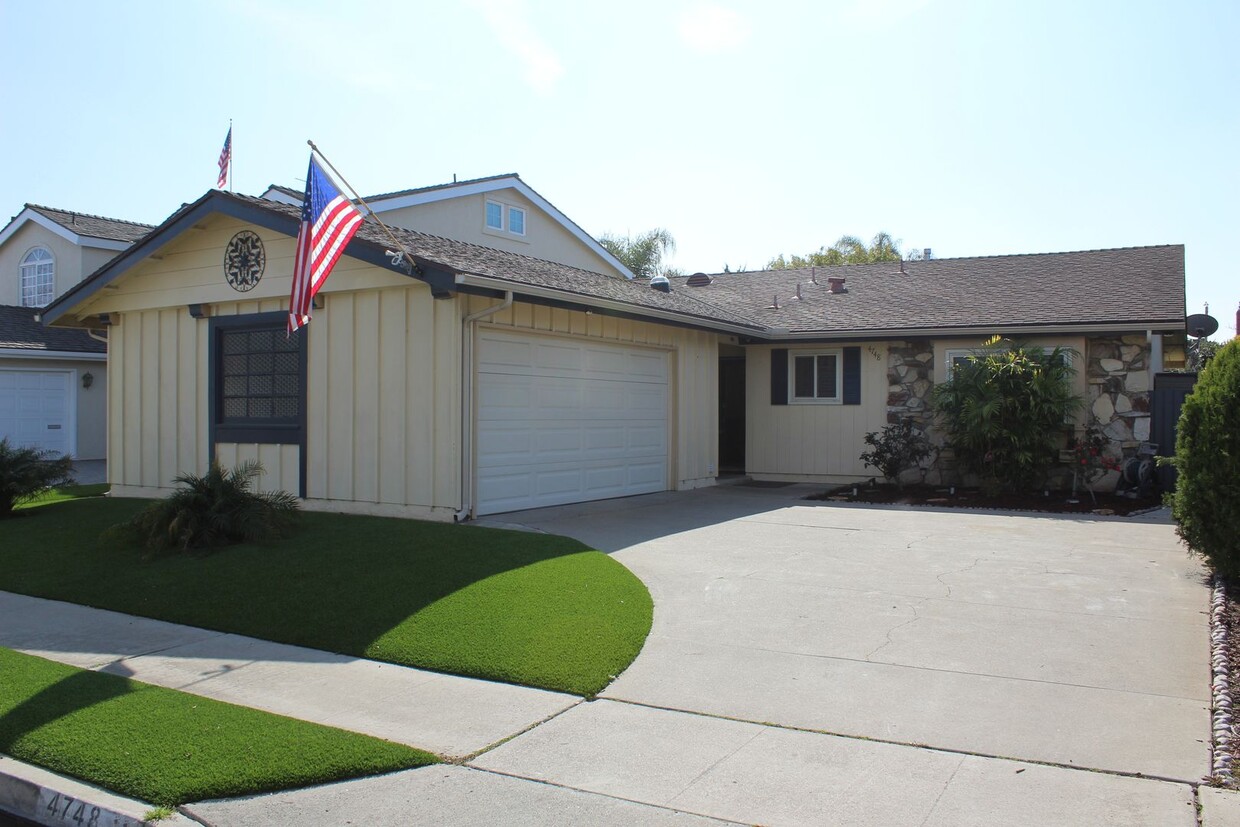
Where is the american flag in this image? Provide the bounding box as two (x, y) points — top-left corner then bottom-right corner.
(217, 126), (232, 188)
(288, 156), (364, 333)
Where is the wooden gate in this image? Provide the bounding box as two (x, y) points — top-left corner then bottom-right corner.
(1151, 372), (1197, 490)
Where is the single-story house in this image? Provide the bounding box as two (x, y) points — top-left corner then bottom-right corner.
(40, 182), (1186, 518)
(0, 204), (152, 459)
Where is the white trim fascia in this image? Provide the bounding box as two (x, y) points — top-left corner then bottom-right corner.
(0, 348), (107, 361)
(372, 178), (637, 280)
(454, 272), (763, 337)
(767, 321), (1187, 341)
(260, 187), (302, 206)
(0, 209), (135, 251)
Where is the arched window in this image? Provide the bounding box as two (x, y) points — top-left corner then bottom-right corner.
(20, 247), (55, 307)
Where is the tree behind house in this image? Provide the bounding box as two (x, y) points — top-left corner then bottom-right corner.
(767, 232), (904, 270)
(599, 228), (682, 278)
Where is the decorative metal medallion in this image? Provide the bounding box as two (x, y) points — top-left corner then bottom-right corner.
(224, 230), (265, 292)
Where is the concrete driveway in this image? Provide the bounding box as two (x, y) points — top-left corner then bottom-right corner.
(469, 483), (1210, 825)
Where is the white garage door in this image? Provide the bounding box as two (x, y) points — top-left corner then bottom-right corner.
(0, 370), (73, 456)
(475, 329), (669, 515)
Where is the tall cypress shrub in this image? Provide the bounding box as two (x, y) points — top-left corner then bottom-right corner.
(1172, 338), (1240, 577)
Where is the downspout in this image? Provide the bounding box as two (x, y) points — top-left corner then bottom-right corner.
(87, 330), (108, 345)
(455, 291), (513, 522)
(1147, 329), (1163, 374)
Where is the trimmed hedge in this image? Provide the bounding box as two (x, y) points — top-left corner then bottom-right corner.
(1171, 338), (1240, 577)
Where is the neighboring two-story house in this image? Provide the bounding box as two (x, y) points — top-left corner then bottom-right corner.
(0, 204), (151, 459)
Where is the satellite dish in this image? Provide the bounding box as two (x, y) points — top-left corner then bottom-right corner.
(1186, 313), (1219, 338)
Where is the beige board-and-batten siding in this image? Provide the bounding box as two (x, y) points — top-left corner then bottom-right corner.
(87, 213), (719, 519)
(745, 343), (890, 483)
(89, 214), (458, 519)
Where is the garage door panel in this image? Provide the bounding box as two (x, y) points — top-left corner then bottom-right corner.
(0, 370), (72, 456)
(476, 330), (670, 515)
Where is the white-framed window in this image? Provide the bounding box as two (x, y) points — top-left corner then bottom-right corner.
(944, 346), (1075, 376)
(485, 200), (503, 231)
(484, 200), (527, 238)
(790, 349), (842, 403)
(20, 247), (55, 307)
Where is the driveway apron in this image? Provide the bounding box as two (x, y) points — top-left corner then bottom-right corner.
(474, 485), (1209, 826)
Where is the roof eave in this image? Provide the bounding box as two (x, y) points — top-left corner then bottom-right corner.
(454, 272), (764, 337)
(748, 319), (1188, 343)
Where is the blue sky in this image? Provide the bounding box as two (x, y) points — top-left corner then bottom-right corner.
(2, 0), (1235, 338)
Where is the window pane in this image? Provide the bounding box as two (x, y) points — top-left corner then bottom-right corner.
(485, 202), (503, 229)
(508, 207), (525, 235)
(816, 355), (838, 398)
(793, 356), (815, 398)
(217, 324), (301, 423)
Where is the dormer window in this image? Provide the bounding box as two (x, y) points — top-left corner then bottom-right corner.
(484, 200), (526, 238)
(20, 247), (54, 307)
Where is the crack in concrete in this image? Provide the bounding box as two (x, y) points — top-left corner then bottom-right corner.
(918, 754), (966, 827)
(935, 557), (983, 599)
(665, 727), (766, 808)
(865, 602), (926, 661)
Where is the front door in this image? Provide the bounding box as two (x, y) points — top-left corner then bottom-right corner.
(718, 356), (745, 473)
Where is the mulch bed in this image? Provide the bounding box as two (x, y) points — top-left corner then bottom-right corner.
(807, 483), (1164, 516)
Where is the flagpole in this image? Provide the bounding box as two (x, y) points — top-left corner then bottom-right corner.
(306, 140), (418, 269)
(229, 119), (234, 193)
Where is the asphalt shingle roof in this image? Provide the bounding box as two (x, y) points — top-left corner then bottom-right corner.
(46, 189), (1186, 339)
(671, 247), (1186, 333)
(0, 304), (105, 353)
(223, 193), (763, 331)
(24, 204), (153, 244)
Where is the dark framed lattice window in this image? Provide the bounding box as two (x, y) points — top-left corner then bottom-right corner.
(210, 314), (305, 445)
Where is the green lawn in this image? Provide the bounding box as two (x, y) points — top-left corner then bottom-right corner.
(21, 483), (109, 507)
(0, 647), (435, 806)
(1, 498), (652, 696)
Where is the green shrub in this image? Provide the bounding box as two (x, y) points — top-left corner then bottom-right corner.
(0, 438), (74, 519)
(931, 337), (1079, 494)
(859, 420), (935, 490)
(1171, 338), (1240, 577)
(115, 460), (299, 553)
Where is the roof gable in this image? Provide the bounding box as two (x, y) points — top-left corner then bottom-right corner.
(41, 191), (761, 335)
(0, 205), (152, 252)
(261, 174), (634, 279)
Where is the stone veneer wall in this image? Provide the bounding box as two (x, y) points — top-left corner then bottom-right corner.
(883, 336), (1154, 490)
(1085, 334), (1153, 454)
(886, 341), (946, 485)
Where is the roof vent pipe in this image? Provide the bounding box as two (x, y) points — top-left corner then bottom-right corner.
(649, 274), (671, 293)
(770, 294), (780, 310)
(827, 277), (847, 294)
(795, 283), (803, 300)
(810, 267), (818, 285)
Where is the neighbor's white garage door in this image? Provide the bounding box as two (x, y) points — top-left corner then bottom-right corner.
(0, 370), (73, 456)
(475, 329), (669, 515)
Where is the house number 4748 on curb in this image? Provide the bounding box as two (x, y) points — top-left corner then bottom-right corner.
(42, 792), (141, 827)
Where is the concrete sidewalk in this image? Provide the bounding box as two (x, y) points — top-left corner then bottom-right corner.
(0, 591), (577, 759)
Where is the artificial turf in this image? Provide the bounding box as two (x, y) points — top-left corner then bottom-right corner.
(0, 648), (436, 806)
(1, 498), (653, 696)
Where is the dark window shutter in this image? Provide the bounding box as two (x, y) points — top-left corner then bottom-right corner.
(842, 346), (861, 405)
(770, 349), (788, 405)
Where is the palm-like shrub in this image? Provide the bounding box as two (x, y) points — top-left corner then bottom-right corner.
(120, 461), (299, 553)
(931, 337), (1079, 494)
(0, 438), (75, 518)
(1171, 338), (1240, 577)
